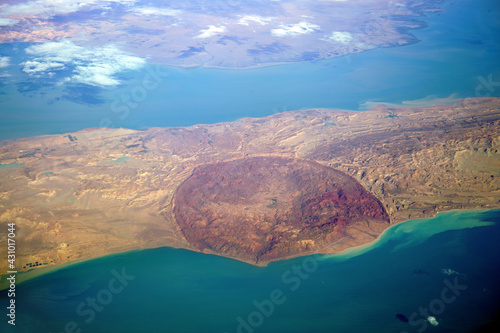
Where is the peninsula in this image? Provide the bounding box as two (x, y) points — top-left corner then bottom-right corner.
(0, 97), (499, 282)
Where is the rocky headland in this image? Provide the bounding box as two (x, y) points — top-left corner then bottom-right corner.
(0, 97), (499, 281)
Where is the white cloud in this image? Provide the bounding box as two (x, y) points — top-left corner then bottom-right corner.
(196, 25), (227, 39)
(22, 40), (145, 87)
(0, 0), (137, 19)
(131, 6), (181, 17)
(238, 15), (273, 26)
(324, 31), (375, 51)
(326, 31), (354, 45)
(0, 56), (10, 68)
(22, 60), (65, 75)
(0, 18), (19, 26)
(271, 21), (320, 37)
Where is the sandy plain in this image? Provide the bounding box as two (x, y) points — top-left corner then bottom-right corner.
(0, 97), (499, 287)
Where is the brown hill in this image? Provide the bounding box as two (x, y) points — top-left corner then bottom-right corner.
(174, 156), (389, 263)
(0, 97), (499, 279)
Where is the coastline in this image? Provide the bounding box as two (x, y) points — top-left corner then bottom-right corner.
(0, 249), (143, 291)
(2, 208), (498, 291)
(320, 208), (499, 262)
(156, 33), (425, 71)
(0, 96), (482, 145)
(0, 257), (88, 291)
(1, 98), (499, 287)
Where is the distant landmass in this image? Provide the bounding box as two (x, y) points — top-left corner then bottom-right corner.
(0, 97), (499, 282)
(0, 0), (443, 68)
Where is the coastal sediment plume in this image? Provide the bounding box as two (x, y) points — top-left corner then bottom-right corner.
(0, 97), (499, 276)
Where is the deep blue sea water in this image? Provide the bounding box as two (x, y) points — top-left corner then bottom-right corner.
(1, 1), (500, 332)
(1, 209), (500, 333)
(0, 0), (499, 141)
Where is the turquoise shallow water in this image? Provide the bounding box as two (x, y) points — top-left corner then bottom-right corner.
(1, 1), (499, 332)
(0, 162), (24, 170)
(2, 209), (500, 333)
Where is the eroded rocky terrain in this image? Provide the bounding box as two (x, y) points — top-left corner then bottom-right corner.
(174, 157), (389, 263)
(0, 97), (499, 278)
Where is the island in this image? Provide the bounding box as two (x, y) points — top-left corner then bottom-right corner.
(0, 97), (499, 284)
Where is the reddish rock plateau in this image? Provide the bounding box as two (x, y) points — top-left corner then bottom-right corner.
(174, 157), (389, 262)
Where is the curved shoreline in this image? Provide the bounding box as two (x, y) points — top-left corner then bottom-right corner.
(2, 208), (498, 291)
(0, 249), (143, 291)
(320, 208), (499, 262)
